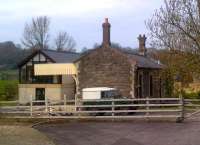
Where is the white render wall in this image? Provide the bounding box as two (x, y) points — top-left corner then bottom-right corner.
(18, 84), (62, 104)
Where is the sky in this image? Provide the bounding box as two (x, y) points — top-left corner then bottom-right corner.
(0, 0), (163, 51)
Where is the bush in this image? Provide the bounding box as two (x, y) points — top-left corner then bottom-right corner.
(182, 91), (200, 99)
(0, 80), (18, 101)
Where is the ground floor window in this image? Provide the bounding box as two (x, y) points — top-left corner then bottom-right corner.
(150, 75), (153, 97)
(138, 74), (143, 98)
(35, 88), (45, 100)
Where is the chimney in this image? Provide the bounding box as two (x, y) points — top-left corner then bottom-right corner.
(138, 34), (147, 56)
(102, 18), (111, 46)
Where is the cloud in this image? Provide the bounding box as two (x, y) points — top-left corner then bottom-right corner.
(0, 0), (162, 18)
(0, 0), (163, 49)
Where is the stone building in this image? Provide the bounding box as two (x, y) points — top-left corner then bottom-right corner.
(76, 18), (163, 98)
(18, 18), (163, 103)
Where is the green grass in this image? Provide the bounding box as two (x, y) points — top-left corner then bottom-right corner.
(0, 80), (18, 101)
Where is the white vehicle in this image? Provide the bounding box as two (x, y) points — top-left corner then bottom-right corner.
(82, 87), (120, 100)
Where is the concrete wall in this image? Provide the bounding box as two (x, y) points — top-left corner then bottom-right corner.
(61, 75), (76, 100)
(19, 84), (62, 104)
(19, 75), (76, 104)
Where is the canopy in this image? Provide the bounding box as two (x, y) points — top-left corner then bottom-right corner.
(34, 63), (77, 76)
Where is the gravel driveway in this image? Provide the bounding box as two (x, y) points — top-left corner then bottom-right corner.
(35, 121), (200, 145)
(0, 125), (55, 145)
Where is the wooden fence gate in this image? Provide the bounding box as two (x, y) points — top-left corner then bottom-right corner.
(0, 96), (189, 122)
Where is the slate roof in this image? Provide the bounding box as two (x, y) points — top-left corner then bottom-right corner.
(18, 48), (163, 69)
(41, 49), (80, 63)
(125, 53), (163, 69)
(18, 49), (80, 67)
(117, 48), (163, 69)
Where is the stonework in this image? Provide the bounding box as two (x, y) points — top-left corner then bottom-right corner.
(77, 46), (163, 98)
(77, 46), (133, 98)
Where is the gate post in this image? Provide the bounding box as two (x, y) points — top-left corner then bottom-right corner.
(64, 94), (67, 113)
(177, 94), (184, 123)
(146, 97), (150, 117)
(45, 96), (49, 115)
(30, 95), (33, 117)
(112, 100), (115, 116)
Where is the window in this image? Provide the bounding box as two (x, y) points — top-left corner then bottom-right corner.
(138, 74), (143, 98)
(101, 90), (120, 99)
(27, 65), (34, 83)
(159, 78), (162, 97)
(150, 75), (153, 97)
(19, 52), (62, 84)
(36, 88), (45, 100)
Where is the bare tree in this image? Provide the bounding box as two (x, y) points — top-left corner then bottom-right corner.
(55, 31), (76, 52)
(147, 0), (200, 52)
(21, 16), (50, 50)
(147, 0), (200, 84)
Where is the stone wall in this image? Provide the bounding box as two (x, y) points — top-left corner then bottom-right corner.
(77, 46), (133, 98)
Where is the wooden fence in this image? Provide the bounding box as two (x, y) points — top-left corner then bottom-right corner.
(0, 96), (189, 121)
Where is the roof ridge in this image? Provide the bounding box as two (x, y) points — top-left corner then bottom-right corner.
(42, 49), (80, 54)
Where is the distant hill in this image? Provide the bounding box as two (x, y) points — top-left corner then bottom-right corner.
(0, 41), (31, 69)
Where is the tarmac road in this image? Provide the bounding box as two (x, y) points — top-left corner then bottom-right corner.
(35, 121), (200, 145)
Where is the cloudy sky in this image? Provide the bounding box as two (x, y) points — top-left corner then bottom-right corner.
(0, 0), (163, 51)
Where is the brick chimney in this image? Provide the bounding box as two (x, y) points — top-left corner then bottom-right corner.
(102, 18), (111, 46)
(138, 34), (147, 56)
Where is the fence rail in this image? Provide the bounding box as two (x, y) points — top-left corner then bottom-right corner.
(0, 97), (188, 122)
(3, 96), (200, 121)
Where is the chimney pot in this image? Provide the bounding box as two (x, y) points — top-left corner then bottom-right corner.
(138, 34), (147, 56)
(102, 18), (111, 46)
(105, 18), (109, 23)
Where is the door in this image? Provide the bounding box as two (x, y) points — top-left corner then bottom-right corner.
(35, 88), (45, 100)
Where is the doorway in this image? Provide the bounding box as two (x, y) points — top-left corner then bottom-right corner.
(35, 88), (45, 100)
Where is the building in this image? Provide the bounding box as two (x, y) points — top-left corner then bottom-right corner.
(18, 49), (80, 103)
(18, 18), (163, 104)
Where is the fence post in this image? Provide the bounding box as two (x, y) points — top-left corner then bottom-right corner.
(30, 95), (33, 117)
(64, 94), (67, 113)
(177, 94), (184, 123)
(146, 97), (150, 118)
(45, 96), (49, 115)
(112, 99), (115, 116)
(75, 94), (77, 112)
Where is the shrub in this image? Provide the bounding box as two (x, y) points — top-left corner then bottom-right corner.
(0, 80), (18, 101)
(182, 90), (200, 99)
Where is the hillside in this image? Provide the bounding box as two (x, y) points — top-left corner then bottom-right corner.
(0, 41), (30, 69)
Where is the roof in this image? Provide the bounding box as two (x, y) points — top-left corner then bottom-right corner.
(77, 46), (164, 69)
(41, 49), (80, 63)
(18, 49), (80, 67)
(18, 47), (163, 69)
(125, 53), (163, 69)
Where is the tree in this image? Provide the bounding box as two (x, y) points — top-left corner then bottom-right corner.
(21, 16), (50, 49)
(55, 31), (76, 52)
(147, 0), (200, 53)
(147, 0), (200, 81)
(81, 47), (89, 53)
